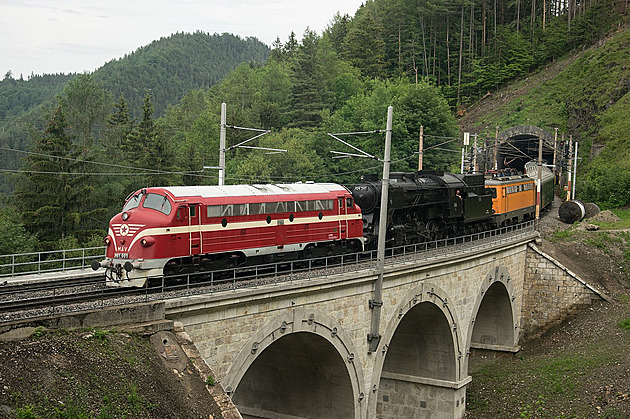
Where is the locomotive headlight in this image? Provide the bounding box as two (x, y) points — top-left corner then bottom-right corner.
(121, 212), (129, 221)
(104, 237), (111, 246)
(140, 237), (155, 247)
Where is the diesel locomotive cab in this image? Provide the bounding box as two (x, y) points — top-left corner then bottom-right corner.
(92, 188), (175, 286)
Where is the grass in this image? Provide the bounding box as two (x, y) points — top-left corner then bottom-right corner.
(549, 228), (576, 242)
(468, 343), (617, 416)
(618, 318), (630, 330)
(584, 231), (622, 252)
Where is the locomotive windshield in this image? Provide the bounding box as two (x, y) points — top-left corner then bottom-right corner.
(142, 193), (172, 215)
(122, 192), (143, 211)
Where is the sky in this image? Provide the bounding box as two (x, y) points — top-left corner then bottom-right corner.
(1, 0), (365, 78)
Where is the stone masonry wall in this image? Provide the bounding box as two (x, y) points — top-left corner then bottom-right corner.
(521, 243), (606, 338)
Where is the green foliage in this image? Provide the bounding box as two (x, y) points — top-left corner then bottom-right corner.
(31, 327), (45, 339)
(341, 6), (386, 78)
(58, 73), (111, 145)
(468, 345), (617, 415)
(321, 78), (459, 183)
(584, 232), (621, 252)
(580, 163), (630, 208)
(16, 405), (37, 419)
(518, 395), (546, 418)
(93, 32), (270, 117)
(549, 228), (576, 243)
(93, 330), (109, 341)
(599, 409), (627, 419)
(618, 318), (630, 331)
(206, 375), (215, 386)
(0, 206), (37, 254)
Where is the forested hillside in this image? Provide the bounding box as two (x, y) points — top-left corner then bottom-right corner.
(0, 0), (627, 253)
(331, 0), (627, 107)
(0, 32), (269, 197)
(458, 25), (630, 207)
(93, 32), (270, 116)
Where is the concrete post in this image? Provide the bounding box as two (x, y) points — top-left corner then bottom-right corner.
(368, 105), (393, 353)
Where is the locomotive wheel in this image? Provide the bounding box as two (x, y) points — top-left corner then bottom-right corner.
(426, 221), (438, 242)
(302, 246), (314, 260)
(225, 257), (238, 269)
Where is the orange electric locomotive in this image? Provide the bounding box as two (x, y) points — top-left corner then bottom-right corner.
(485, 164), (554, 226)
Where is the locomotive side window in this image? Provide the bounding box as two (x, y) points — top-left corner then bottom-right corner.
(235, 204), (248, 216)
(270, 202), (287, 213)
(142, 193), (172, 215)
(347, 198), (353, 208)
(207, 205), (221, 218)
(250, 203), (265, 215)
(189, 205), (196, 217)
(309, 199), (334, 211)
(208, 204), (249, 218)
(296, 201), (307, 212)
(221, 205), (232, 216)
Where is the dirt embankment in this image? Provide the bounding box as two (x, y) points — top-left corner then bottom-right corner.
(0, 328), (224, 418)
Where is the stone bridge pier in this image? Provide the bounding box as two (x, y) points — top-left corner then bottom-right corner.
(164, 232), (601, 418)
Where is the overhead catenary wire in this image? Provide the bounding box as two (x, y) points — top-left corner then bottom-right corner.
(0, 129), (462, 184)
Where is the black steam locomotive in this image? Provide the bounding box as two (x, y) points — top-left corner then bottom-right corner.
(351, 170), (494, 249)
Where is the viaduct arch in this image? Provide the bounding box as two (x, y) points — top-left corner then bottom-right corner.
(226, 308), (365, 419)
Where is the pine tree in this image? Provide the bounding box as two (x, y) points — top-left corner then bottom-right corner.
(341, 7), (386, 78)
(106, 93), (135, 153)
(136, 93), (176, 186)
(14, 106), (98, 247)
(288, 29), (328, 128)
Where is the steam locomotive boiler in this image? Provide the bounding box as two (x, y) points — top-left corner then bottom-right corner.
(351, 170), (494, 249)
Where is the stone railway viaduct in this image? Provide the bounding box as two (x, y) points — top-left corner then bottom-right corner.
(162, 227), (603, 419)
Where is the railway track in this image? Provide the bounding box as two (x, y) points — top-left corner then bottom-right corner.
(0, 221), (536, 323)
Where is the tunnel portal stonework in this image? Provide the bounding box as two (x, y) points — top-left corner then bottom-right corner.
(165, 233), (603, 418)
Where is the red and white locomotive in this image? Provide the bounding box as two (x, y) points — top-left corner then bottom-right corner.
(92, 182), (364, 287)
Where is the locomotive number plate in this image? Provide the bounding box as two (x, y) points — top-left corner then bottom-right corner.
(114, 253), (129, 259)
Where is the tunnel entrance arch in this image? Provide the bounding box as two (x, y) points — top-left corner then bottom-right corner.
(495, 125), (556, 174)
(224, 308), (365, 419)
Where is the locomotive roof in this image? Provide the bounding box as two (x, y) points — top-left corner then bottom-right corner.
(524, 161), (554, 180)
(160, 183), (349, 199)
(485, 176), (533, 185)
